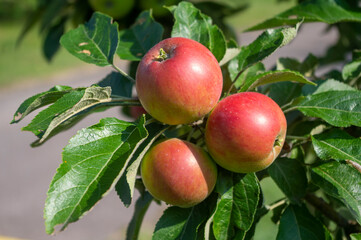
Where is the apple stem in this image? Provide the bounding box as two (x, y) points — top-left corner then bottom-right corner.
(266, 198), (286, 211)
(154, 48), (169, 62)
(226, 69), (246, 96)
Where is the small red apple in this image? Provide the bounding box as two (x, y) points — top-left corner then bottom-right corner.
(205, 92), (287, 173)
(141, 138), (218, 208)
(130, 106), (147, 119)
(136, 37), (223, 125)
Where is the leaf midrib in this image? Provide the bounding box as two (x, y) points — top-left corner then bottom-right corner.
(316, 138), (359, 162)
(315, 167), (359, 209)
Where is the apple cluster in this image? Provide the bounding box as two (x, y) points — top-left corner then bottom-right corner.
(136, 37), (287, 208)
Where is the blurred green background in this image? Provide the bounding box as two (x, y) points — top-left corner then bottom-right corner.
(0, 0), (295, 88)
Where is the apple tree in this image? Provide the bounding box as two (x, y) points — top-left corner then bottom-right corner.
(11, 0), (361, 239)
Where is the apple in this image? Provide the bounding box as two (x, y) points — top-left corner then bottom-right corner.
(88, 0), (134, 19)
(136, 37), (223, 125)
(130, 106), (147, 119)
(139, 0), (178, 17)
(141, 138), (218, 208)
(205, 92), (287, 173)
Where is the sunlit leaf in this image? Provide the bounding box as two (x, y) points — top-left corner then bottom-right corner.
(311, 161), (361, 224)
(312, 129), (361, 165)
(248, 0), (361, 31)
(11, 85), (72, 124)
(44, 117), (148, 234)
(228, 22), (301, 80)
(239, 70), (315, 92)
(296, 90), (361, 127)
(60, 12), (119, 66)
(169, 1), (227, 62)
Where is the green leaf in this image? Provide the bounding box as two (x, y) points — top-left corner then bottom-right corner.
(277, 54), (319, 77)
(248, 0), (361, 31)
(228, 22), (301, 78)
(43, 17), (66, 62)
(276, 204), (329, 240)
(180, 201), (213, 240)
(288, 120), (325, 137)
(238, 69), (315, 92)
(40, 0), (67, 32)
(116, 122), (169, 207)
(60, 12), (119, 66)
(268, 82), (302, 107)
(169, 1), (227, 62)
(153, 207), (192, 240)
(299, 54), (319, 77)
(231, 174), (260, 232)
(11, 85), (72, 124)
(153, 200), (211, 240)
(231, 62), (265, 89)
(295, 90), (361, 127)
(268, 158), (308, 204)
(117, 11), (163, 61)
(271, 200), (287, 224)
(97, 71), (134, 98)
(351, 233), (361, 240)
(311, 161), (361, 224)
(277, 57), (301, 72)
(312, 129), (361, 165)
(243, 196), (269, 240)
(27, 86), (138, 145)
(213, 171), (260, 240)
(16, 6), (44, 46)
(219, 47), (241, 66)
(342, 60), (361, 82)
(213, 171), (233, 240)
(32, 86), (119, 145)
(126, 191), (153, 240)
(302, 79), (357, 96)
(44, 117), (148, 234)
(22, 88), (86, 138)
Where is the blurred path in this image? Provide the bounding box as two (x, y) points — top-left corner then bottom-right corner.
(0, 23), (338, 240)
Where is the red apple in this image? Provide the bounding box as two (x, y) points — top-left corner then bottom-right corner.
(136, 37), (223, 125)
(141, 138), (218, 208)
(205, 92), (287, 173)
(130, 106), (147, 119)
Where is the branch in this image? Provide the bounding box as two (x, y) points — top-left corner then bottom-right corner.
(305, 193), (361, 234)
(226, 68), (246, 96)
